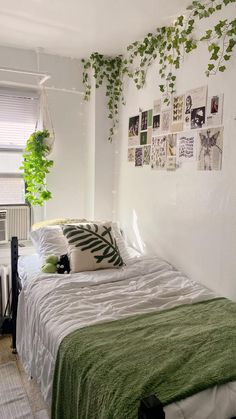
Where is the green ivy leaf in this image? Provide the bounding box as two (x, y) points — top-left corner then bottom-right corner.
(219, 65), (226, 71)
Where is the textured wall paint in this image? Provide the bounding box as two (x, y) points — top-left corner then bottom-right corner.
(115, 6), (236, 300)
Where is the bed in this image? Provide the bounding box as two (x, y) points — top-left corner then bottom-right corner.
(12, 235), (236, 419)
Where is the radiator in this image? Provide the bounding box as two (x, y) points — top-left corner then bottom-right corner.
(0, 205), (30, 241)
(0, 265), (10, 317)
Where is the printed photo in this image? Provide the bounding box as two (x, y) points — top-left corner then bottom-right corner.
(135, 147), (143, 167)
(127, 147), (135, 163)
(207, 94), (224, 126)
(197, 127), (223, 171)
(141, 111), (148, 131)
(147, 109), (153, 127)
(143, 145), (151, 165)
(185, 94), (193, 114)
(161, 110), (171, 132)
(150, 135), (167, 170)
(153, 114), (160, 129)
(140, 131), (147, 145)
(153, 99), (161, 115)
(191, 107), (206, 129)
(128, 116), (139, 137)
(166, 134), (177, 170)
(176, 131), (197, 163)
(184, 86), (207, 130)
(211, 96), (219, 114)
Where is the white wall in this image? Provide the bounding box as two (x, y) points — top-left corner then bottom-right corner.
(0, 45), (88, 221)
(0, 45), (115, 223)
(116, 5), (236, 300)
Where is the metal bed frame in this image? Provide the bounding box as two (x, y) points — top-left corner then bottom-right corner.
(10, 235), (166, 418)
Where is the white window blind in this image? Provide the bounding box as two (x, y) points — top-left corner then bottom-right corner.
(0, 88), (39, 205)
(0, 89), (39, 149)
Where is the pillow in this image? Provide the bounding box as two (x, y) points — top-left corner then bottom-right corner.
(30, 226), (68, 259)
(62, 223), (124, 273)
(32, 218), (87, 231)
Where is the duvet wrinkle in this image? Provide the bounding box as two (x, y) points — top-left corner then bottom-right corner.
(16, 255), (236, 418)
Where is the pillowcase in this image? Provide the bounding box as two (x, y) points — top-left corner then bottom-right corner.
(32, 218), (87, 231)
(62, 222), (124, 273)
(30, 226), (68, 259)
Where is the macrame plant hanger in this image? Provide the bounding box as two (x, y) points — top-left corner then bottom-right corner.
(35, 87), (55, 154)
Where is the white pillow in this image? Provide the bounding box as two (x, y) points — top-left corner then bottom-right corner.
(30, 221), (137, 265)
(30, 226), (68, 259)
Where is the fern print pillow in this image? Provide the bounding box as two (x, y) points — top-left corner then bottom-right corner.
(62, 223), (124, 272)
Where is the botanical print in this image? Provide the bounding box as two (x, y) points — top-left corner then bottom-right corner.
(150, 135), (167, 170)
(128, 115), (140, 146)
(140, 131), (147, 145)
(197, 127), (223, 171)
(143, 145), (151, 165)
(127, 147), (135, 163)
(171, 94), (184, 132)
(147, 109), (153, 127)
(161, 110), (171, 132)
(207, 94), (224, 126)
(141, 111), (148, 131)
(161, 93), (172, 110)
(184, 86), (207, 130)
(135, 147), (143, 167)
(166, 134), (177, 170)
(191, 106), (206, 129)
(176, 131), (197, 163)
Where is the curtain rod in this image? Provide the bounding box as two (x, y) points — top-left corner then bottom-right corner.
(0, 80), (83, 95)
(0, 66), (51, 85)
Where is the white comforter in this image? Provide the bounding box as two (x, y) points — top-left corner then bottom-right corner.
(17, 255), (236, 419)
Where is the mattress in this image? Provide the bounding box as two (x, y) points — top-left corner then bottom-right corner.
(16, 255), (236, 418)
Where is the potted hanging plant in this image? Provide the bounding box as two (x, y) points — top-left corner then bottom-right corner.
(20, 129), (54, 206)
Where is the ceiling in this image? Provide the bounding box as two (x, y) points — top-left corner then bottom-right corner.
(0, 0), (190, 59)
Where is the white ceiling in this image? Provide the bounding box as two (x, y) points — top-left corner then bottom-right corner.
(0, 0), (190, 59)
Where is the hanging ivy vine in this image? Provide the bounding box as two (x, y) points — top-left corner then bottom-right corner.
(82, 0), (236, 141)
(82, 54), (124, 141)
(20, 130), (54, 206)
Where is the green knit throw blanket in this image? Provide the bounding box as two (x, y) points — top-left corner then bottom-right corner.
(51, 298), (236, 419)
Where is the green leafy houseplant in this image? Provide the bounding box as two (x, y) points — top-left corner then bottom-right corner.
(82, 0), (236, 141)
(20, 129), (54, 206)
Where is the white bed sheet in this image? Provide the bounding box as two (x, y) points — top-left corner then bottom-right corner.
(16, 255), (236, 419)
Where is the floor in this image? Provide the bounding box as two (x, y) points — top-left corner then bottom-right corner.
(0, 335), (49, 417)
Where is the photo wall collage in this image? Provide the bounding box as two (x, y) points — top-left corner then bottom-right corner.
(128, 86), (224, 171)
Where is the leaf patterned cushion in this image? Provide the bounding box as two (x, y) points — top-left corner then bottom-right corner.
(62, 223), (124, 273)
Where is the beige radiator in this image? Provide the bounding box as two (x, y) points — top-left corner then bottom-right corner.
(0, 265), (10, 317)
(0, 205), (30, 241)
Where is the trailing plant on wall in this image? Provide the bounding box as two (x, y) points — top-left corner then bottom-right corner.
(82, 53), (124, 141)
(20, 130), (54, 206)
(82, 0), (236, 141)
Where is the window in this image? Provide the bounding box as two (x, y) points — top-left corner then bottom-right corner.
(0, 88), (39, 205)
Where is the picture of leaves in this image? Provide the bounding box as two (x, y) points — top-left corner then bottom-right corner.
(150, 136), (167, 170)
(135, 147), (143, 167)
(127, 147), (135, 162)
(143, 145), (151, 165)
(161, 110), (171, 132)
(140, 131), (147, 145)
(63, 224), (123, 267)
